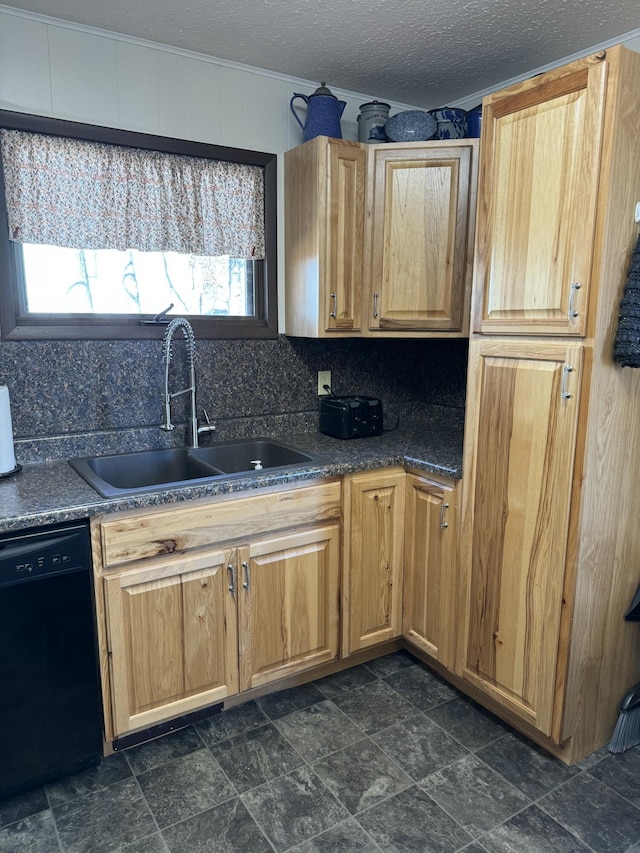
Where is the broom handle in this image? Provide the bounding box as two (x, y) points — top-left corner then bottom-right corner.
(620, 683), (640, 711)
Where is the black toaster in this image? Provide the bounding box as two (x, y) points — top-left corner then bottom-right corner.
(319, 395), (383, 439)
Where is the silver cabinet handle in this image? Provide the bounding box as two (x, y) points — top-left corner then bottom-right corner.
(568, 282), (582, 319)
(242, 561), (250, 589)
(372, 293), (379, 319)
(330, 292), (337, 319)
(440, 501), (450, 529)
(227, 563), (236, 592)
(561, 365), (574, 399)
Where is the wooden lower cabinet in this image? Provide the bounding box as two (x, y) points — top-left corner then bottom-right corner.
(342, 468), (406, 656)
(237, 526), (340, 692)
(104, 548), (239, 737)
(95, 482), (342, 740)
(458, 339), (584, 738)
(403, 473), (458, 670)
(102, 525), (340, 738)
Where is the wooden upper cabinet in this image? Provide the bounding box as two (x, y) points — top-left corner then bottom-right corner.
(285, 137), (477, 338)
(104, 548), (239, 737)
(366, 141), (477, 334)
(238, 526), (340, 692)
(473, 53), (608, 335)
(285, 136), (365, 336)
(342, 468), (406, 655)
(458, 339), (584, 737)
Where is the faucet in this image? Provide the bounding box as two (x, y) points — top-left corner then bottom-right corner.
(160, 317), (215, 448)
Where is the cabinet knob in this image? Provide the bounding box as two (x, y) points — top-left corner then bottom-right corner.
(330, 293), (337, 319)
(227, 563), (236, 592)
(440, 501), (450, 529)
(242, 561), (250, 589)
(372, 293), (379, 319)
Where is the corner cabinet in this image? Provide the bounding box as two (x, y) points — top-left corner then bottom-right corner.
(342, 468), (406, 655)
(92, 482), (341, 740)
(284, 136), (477, 338)
(461, 45), (640, 762)
(403, 473), (459, 670)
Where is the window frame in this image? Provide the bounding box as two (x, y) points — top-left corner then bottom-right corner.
(0, 110), (278, 340)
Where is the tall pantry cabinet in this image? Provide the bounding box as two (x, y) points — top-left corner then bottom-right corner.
(459, 46), (640, 762)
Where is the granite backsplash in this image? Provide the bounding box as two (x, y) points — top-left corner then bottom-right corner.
(0, 335), (468, 463)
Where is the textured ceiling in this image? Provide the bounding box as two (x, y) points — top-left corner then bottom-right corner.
(4, 0), (640, 107)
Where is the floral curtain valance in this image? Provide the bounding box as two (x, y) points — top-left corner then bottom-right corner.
(0, 129), (266, 260)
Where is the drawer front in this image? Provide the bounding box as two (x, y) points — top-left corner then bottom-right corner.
(98, 481), (341, 569)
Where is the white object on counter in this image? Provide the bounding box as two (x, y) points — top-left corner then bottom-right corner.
(0, 385), (17, 474)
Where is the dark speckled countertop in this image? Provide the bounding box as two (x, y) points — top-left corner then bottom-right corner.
(0, 420), (463, 535)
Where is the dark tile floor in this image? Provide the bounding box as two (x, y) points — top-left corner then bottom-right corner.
(1, 651), (639, 852)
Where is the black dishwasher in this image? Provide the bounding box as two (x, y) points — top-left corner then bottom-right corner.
(0, 520), (103, 799)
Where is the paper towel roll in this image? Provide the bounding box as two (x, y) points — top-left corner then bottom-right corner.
(0, 385), (17, 474)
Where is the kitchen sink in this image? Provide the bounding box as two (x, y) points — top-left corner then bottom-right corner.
(190, 440), (315, 474)
(69, 439), (323, 498)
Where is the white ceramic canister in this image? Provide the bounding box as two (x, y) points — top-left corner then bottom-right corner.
(357, 100), (391, 143)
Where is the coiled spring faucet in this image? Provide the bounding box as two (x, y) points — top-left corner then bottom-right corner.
(160, 317), (214, 448)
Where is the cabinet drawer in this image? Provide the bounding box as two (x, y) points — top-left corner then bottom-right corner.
(98, 481), (341, 569)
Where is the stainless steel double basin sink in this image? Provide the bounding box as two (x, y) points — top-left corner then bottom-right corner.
(69, 439), (324, 498)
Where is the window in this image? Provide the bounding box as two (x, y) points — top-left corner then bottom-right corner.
(0, 110), (277, 340)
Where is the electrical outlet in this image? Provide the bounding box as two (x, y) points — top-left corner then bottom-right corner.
(317, 370), (331, 395)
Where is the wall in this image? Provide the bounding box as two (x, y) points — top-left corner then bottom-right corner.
(450, 34), (640, 110)
(0, 7), (469, 462)
(2, 9), (636, 460)
(2, 336), (468, 462)
(0, 5), (419, 327)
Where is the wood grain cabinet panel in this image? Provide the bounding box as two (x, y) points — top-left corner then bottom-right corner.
(473, 54), (607, 335)
(342, 469), (406, 655)
(403, 474), (458, 669)
(459, 340), (584, 736)
(238, 526), (340, 692)
(99, 482), (341, 568)
(94, 482), (342, 740)
(462, 47), (640, 763)
(285, 136), (365, 336)
(104, 549), (239, 737)
(284, 137), (477, 338)
(366, 142), (476, 333)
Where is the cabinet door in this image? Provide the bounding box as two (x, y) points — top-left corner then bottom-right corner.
(473, 54), (607, 335)
(367, 142), (476, 332)
(458, 340), (583, 736)
(285, 137), (364, 336)
(238, 525), (340, 692)
(403, 474), (458, 669)
(342, 469), (406, 655)
(324, 140), (365, 332)
(104, 549), (238, 737)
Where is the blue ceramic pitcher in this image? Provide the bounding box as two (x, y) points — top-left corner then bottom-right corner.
(290, 82), (346, 142)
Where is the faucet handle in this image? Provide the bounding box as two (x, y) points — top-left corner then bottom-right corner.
(197, 409), (216, 438)
(160, 396), (175, 431)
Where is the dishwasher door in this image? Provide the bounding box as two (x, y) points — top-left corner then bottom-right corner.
(0, 521), (104, 799)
